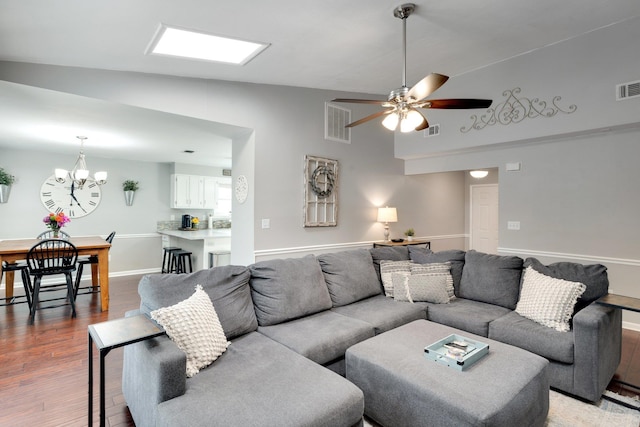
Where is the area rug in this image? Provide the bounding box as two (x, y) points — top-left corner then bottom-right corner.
(363, 390), (640, 427)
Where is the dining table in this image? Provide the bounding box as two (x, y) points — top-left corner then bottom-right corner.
(0, 236), (112, 311)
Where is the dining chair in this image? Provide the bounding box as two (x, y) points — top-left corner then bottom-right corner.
(0, 261), (31, 307)
(74, 231), (115, 298)
(25, 239), (78, 324)
(37, 230), (70, 240)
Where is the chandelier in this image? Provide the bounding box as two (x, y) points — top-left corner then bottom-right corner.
(55, 136), (107, 189)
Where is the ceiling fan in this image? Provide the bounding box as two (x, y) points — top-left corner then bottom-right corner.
(332, 3), (492, 133)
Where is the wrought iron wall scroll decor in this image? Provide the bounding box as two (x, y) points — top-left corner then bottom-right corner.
(460, 87), (577, 133)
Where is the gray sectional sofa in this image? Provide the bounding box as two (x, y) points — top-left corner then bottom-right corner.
(122, 246), (621, 426)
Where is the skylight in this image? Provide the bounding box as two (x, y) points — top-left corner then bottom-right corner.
(147, 24), (269, 65)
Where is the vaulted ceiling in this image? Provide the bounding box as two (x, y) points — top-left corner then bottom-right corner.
(0, 0), (638, 165)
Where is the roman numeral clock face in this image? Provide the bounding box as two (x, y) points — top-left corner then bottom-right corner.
(40, 175), (102, 218)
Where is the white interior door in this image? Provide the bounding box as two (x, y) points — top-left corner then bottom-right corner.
(470, 184), (499, 254)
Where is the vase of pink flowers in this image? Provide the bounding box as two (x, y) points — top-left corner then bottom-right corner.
(43, 212), (70, 238)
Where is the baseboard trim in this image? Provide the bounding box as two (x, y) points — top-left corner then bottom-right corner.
(498, 247), (640, 267)
(0, 267), (161, 290)
(254, 234), (465, 259)
(623, 321), (640, 332)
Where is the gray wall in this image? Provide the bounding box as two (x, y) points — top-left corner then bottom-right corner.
(397, 16), (640, 326)
(0, 64), (467, 270)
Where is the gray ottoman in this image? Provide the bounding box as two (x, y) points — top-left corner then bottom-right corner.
(346, 320), (549, 427)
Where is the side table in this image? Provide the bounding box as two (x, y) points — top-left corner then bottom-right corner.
(596, 293), (640, 410)
(88, 314), (165, 426)
(373, 239), (430, 248)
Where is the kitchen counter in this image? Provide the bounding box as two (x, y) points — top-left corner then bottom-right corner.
(157, 229), (231, 240)
(157, 228), (231, 270)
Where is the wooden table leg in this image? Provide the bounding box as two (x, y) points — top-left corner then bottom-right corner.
(97, 249), (109, 311)
(91, 263), (99, 288)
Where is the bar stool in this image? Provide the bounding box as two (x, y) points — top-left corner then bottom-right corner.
(172, 250), (193, 274)
(162, 247), (182, 273)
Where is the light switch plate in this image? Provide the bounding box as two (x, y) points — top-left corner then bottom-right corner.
(507, 221), (521, 230)
(261, 218), (270, 229)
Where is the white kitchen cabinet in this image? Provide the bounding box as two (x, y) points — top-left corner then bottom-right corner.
(171, 174), (227, 209)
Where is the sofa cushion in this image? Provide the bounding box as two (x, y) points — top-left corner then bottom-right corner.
(380, 260), (412, 297)
(426, 298), (512, 337)
(249, 255), (333, 326)
(317, 249), (381, 307)
(257, 311), (374, 365)
(524, 258), (608, 312)
(459, 250), (524, 309)
(156, 332), (364, 427)
(150, 285), (230, 378)
(138, 265), (257, 340)
(489, 311), (575, 364)
(370, 246), (410, 283)
(392, 272), (450, 304)
(331, 294), (427, 335)
(516, 266), (586, 332)
(410, 262), (455, 299)
(409, 248), (466, 295)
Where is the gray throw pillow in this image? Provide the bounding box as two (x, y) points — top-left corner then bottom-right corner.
(318, 249), (381, 307)
(370, 246), (410, 284)
(409, 247), (466, 295)
(524, 258), (608, 312)
(138, 265), (256, 340)
(249, 255), (333, 326)
(459, 250), (524, 309)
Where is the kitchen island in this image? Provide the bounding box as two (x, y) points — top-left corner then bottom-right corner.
(157, 228), (231, 271)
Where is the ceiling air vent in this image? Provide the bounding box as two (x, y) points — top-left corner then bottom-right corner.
(423, 123), (440, 138)
(325, 102), (351, 144)
(616, 80), (640, 101)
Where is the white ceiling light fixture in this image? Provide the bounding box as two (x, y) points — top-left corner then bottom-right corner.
(55, 136), (107, 189)
(470, 170), (489, 179)
(147, 24), (270, 65)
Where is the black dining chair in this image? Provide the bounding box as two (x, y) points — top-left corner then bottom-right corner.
(0, 260), (31, 307)
(25, 239), (78, 324)
(74, 231), (115, 298)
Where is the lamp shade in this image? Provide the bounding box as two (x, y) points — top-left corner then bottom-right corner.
(377, 206), (398, 223)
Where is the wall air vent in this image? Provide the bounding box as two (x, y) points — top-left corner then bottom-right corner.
(222, 169), (232, 176)
(423, 123), (440, 138)
(325, 103), (351, 144)
(616, 80), (640, 101)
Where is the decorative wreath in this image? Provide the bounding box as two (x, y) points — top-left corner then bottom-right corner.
(310, 165), (335, 198)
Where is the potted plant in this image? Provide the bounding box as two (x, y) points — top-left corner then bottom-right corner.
(0, 167), (15, 203)
(123, 180), (139, 206)
(404, 228), (415, 242)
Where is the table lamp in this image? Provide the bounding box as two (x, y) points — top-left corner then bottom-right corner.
(377, 206), (398, 241)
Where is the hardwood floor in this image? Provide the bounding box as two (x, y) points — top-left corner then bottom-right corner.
(2, 275), (640, 426)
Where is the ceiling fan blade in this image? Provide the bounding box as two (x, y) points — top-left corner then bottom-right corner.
(405, 73), (449, 102)
(346, 109), (393, 128)
(424, 99), (493, 109)
(414, 110), (429, 131)
(332, 98), (388, 105)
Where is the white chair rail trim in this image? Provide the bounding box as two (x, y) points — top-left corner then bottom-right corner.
(498, 247), (640, 267)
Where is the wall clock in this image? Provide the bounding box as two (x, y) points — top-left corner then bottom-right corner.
(40, 175), (102, 218)
(235, 175), (248, 204)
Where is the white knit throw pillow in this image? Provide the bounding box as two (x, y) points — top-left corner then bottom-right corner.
(151, 285), (230, 377)
(380, 260), (412, 297)
(516, 267), (586, 332)
(410, 262), (455, 300)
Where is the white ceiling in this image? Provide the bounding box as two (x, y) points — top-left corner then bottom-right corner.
(0, 0), (638, 166)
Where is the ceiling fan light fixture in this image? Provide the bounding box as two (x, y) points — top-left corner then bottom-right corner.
(400, 110), (424, 132)
(382, 112), (400, 131)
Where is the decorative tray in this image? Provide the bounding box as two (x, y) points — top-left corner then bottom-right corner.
(424, 334), (489, 371)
